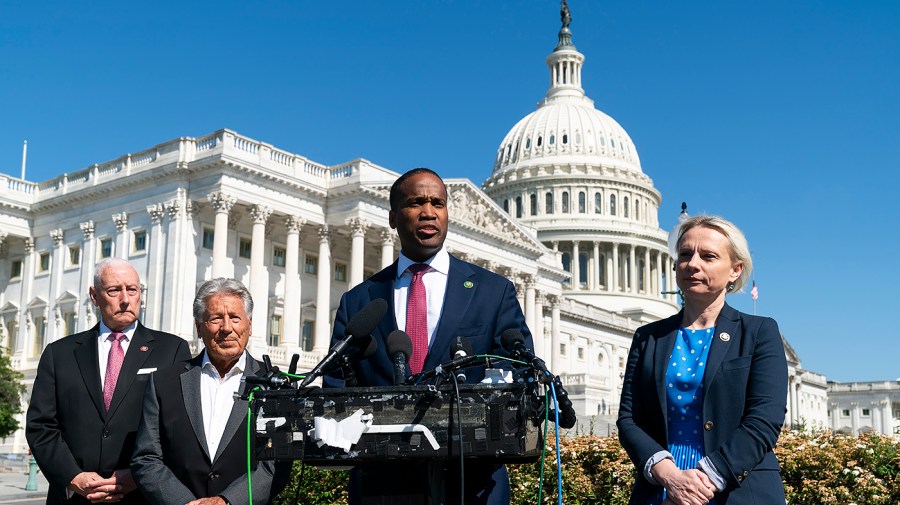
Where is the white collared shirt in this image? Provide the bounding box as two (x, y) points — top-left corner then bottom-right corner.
(97, 320), (137, 390)
(393, 247), (450, 347)
(199, 350), (247, 460)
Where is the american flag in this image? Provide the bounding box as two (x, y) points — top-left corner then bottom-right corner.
(750, 281), (759, 301)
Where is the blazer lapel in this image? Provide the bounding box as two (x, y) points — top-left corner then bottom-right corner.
(702, 303), (741, 392)
(106, 323), (153, 418)
(180, 357), (210, 462)
(428, 256), (476, 370)
(368, 264), (398, 343)
(213, 354), (260, 463)
(652, 315), (681, 441)
(73, 325), (105, 419)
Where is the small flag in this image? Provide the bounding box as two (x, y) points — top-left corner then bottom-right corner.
(750, 281), (758, 301)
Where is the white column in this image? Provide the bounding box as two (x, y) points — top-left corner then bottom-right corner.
(592, 241), (600, 291)
(145, 205), (166, 329)
(850, 401), (860, 435)
(534, 294), (546, 358)
(550, 296), (561, 371)
(380, 228), (395, 268)
(313, 225), (331, 353)
(249, 205), (272, 353)
(606, 245), (613, 292)
(282, 216), (305, 349)
(78, 222), (96, 332)
(643, 248), (651, 294)
(18, 238), (35, 356)
(611, 243), (619, 292)
(881, 399), (892, 436)
(655, 251), (663, 297)
(524, 276), (536, 332)
(515, 278), (525, 315)
(571, 241), (580, 290)
(161, 199), (186, 336)
(207, 192), (236, 278)
(628, 244), (637, 294)
(48, 229), (65, 343)
(347, 218), (369, 288)
(112, 212), (129, 259)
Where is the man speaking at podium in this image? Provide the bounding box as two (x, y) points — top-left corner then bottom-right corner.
(325, 168), (534, 504)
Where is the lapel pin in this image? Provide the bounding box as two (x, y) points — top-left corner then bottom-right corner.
(140, 346), (149, 352)
(463, 280), (474, 288)
(718, 332), (730, 342)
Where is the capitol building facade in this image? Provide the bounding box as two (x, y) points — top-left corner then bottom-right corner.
(1, 11), (850, 453)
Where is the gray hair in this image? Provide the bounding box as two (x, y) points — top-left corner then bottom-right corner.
(676, 215), (753, 293)
(93, 258), (138, 289)
(192, 278), (254, 321)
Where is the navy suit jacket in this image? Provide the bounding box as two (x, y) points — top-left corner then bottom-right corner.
(26, 323), (191, 505)
(325, 254), (534, 388)
(617, 303), (788, 505)
(324, 254), (533, 505)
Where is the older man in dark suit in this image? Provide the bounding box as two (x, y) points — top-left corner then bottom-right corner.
(132, 278), (287, 505)
(26, 258), (191, 504)
(325, 168), (534, 504)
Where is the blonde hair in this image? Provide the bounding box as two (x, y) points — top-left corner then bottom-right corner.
(676, 215), (753, 292)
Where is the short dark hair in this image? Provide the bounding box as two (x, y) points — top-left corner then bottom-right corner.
(389, 168), (446, 211)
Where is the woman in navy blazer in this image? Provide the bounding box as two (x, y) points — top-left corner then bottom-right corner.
(617, 216), (788, 505)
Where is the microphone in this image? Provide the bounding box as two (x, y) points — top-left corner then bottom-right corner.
(243, 375), (290, 387)
(500, 328), (548, 373)
(300, 298), (388, 387)
(450, 336), (474, 382)
(338, 334), (377, 387)
(500, 329), (577, 428)
(386, 330), (413, 386)
(408, 353), (490, 384)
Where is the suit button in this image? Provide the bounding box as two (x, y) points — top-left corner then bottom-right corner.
(704, 421), (714, 431)
(103, 430), (110, 438)
(208, 472), (220, 481)
(742, 470), (749, 477)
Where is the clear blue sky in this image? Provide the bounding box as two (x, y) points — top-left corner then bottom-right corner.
(2, 1), (898, 382)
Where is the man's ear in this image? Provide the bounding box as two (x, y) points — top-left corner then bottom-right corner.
(88, 286), (99, 307)
(388, 210), (397, 230)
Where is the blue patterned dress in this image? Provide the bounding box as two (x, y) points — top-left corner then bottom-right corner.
(651, 326), (717, 505)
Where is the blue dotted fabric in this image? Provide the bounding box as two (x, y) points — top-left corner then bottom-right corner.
(650, 327), (717, 505)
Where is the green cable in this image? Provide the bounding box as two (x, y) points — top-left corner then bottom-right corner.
(478, 354), (529, 366)
(538, 385), (550, 503)
(246, 386), (260, 504)
(279, 372), (305, 379)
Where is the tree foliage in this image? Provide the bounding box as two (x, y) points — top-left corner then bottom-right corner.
(0, 345), (26, 438)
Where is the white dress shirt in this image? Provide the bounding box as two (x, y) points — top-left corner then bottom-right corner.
(199, 350), (246, 460)
(97, 320), (137, 390)
(393, 247), (450, 347)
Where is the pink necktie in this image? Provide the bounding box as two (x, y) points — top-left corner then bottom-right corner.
(406, 264), (430, 373)
(103, 332), (126, 411)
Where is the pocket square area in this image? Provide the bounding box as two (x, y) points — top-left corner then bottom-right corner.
(137, 368), (157, 374)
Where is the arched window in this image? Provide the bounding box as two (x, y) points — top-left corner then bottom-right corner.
(575, 132), (582, 145)
(515, 196), (523, 218)
(549, 134), (555, 145)
(635, 199), (640, 221)
(562, 191), (570, 213)
(594, 193), (602, 214)
(562, 134), (568, 144)
(610, 194), (617, 216)
(530, 193), (537, 216)
(545, 192), (554, 214)
(623, 197), (629, 218)
(503, 199), (509, 213)
(561, 252), (571, 277)
(537, 136), (543, 147)
(599, 136), (605, 146)
(525, 137), (531, 149)
(611, 138), (616, 148)
(578, 192), (586, 213)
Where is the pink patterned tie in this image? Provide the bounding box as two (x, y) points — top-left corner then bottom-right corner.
(103, 332), (126, 411)
(406, 264), (430, 373)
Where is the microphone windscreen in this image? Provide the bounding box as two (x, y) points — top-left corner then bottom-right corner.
(360, 335), (378, 359)
(345, 298), (388, 340)
(500, 328), (526, 352)
(386, 330), (413, 359)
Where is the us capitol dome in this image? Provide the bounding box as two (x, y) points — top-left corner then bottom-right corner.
(482, 4), (679, 320)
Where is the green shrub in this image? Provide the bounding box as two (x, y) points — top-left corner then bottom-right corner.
(274, 429), (900, 505)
